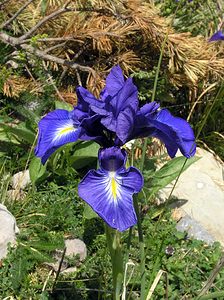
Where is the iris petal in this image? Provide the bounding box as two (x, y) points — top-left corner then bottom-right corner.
(35, 109), (81, 164)
(78, 166), (143, 231)
(130, 107), (196, 158)
(209, 30), (224, 42)
(99, 147), (126, 171)
(151, 109), (196, 157)
(105, 65), (125, 97)
(76, 86), (104, 109)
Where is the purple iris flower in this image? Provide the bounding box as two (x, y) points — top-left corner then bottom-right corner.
(78, 147), (144, 231)
(209, 30), (224, 42)
(76, 65), (139, 144)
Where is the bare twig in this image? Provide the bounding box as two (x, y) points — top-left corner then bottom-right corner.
(19, 37), (84, 45)
(75, 69), (82, 86)
(44, 42), (67, 53)
(58, 68), (68, 85)
(0, 0), (34, 30)
(197, 255), (224, 297)
(19, 5), (78, 41)
(42, 61), (66, 102)
(51, 247), (67, 293)
(0, 32), (95, 75)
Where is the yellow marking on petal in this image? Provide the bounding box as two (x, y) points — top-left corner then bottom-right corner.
(58, 126), (74, 136)
(111, 177), (117, 199)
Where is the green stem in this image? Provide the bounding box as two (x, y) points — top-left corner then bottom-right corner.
(133, 195), (145, 300)
(105, 225), (123, 300)
(195, 291), (224, 300)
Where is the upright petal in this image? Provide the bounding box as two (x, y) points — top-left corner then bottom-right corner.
(116, 106), (136, 143)
(35, 109), (81, 164)
(76, 86), (105, 109)
(110, 77), (138, 116)
(99, 147), (127, 171)
(105, 65), (125, 97)
(98, 78), (138, 141)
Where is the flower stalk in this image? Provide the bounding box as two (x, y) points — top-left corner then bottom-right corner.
(105, 225), (123, 300)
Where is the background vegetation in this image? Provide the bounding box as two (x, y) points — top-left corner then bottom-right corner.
(0, 0), (223, 299)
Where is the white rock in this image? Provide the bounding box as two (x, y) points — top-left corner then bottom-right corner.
(159, 148), (224, 246)
(0, 204), (19, 259)
(65, 239), (87, 261)
(61, 266), (77, 274)
(45, 239), (87, 272)
(11, 170), (30, 190)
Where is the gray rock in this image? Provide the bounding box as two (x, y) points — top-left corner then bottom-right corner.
(61, 266), (77, 274)
(65, 239), (87, 261)
(158, 147), (224, 246)
(176, 215), (214, 245)
(0, 204), (19, 259)
(45, 239), (87, 272)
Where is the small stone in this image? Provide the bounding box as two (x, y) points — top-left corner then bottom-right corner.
(11, 170), (30, 190)
(61, 266), (77, 274)
(65, 239), (87, 261)
(0, 204), (19, 259)
(45, 239), (87, 272)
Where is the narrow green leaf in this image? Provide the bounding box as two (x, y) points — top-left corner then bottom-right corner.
(41, 0), (48, 16)
(1, 123), (36, 144)
(70, 141), (100, 169)
(55, 100), (73, 111)
(83, 203), (98, 220)
(29, 156), (46, 184)
(148, 156), (200, 197)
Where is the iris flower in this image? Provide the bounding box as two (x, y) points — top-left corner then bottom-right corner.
(35, 65), (196, 231)
(209, 30), (224, 42)
(78, 147), (143, 231)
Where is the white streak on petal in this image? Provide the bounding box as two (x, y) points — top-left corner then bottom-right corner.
(53, 121), (77, 142)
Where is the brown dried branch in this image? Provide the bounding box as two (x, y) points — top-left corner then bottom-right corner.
(18, 5), (115, 42)
(0, 0), (34, 30)
(44, 42), (67, 53)
(19, 5), (77, 41)
(0, 32), (95, 75)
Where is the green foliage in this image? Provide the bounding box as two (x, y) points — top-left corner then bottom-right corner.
(69, 141), (100, 170)
(29, 156), (47, 184)
(145, 155), (200, 198)
(132, 69), (175, 104)
(126, 210), (224, 298)
(155, 0), (221, 36)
